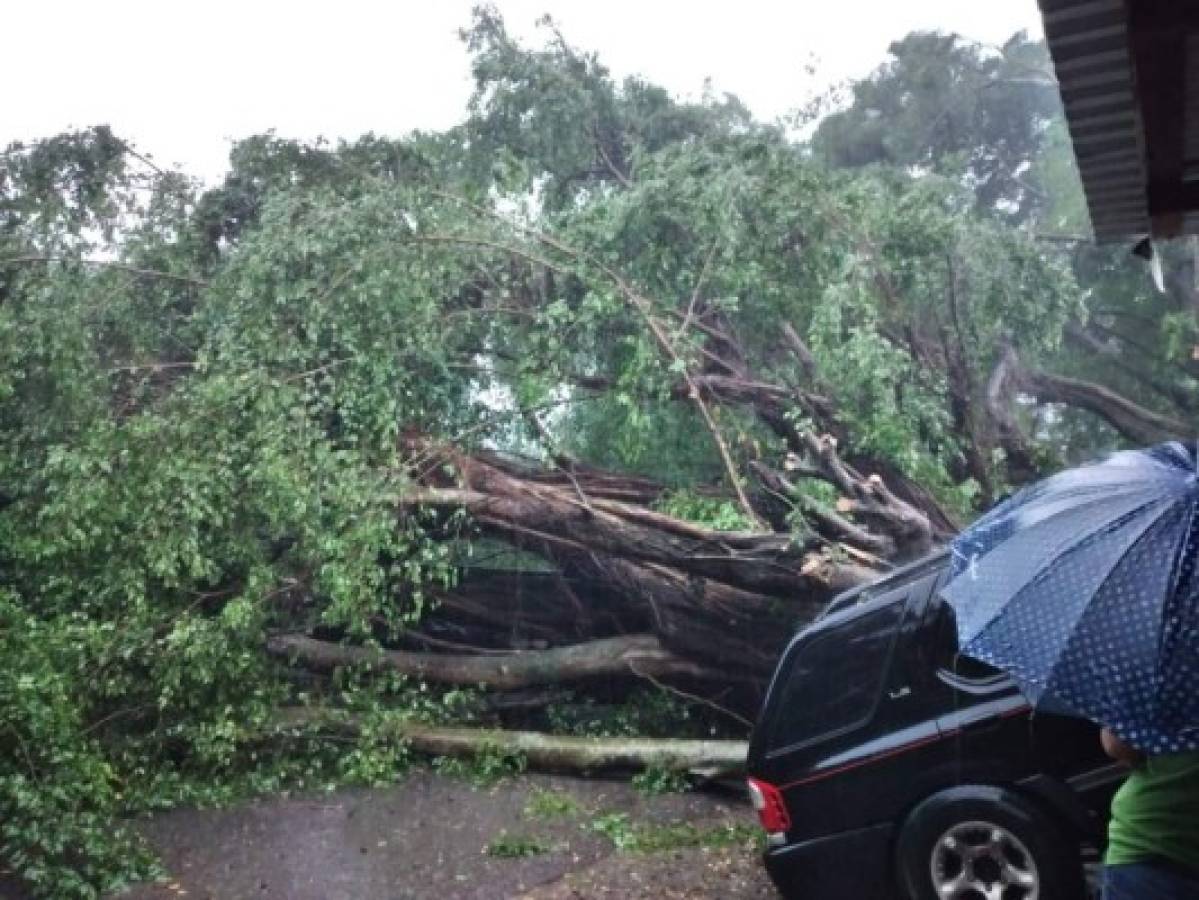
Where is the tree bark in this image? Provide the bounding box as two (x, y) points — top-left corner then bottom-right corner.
(1064, 322), (1198, 416)
(395, 442), (880, 685)
(989, 341), (1194, 471)
(986, 344), (1042, 482)
(268, 633), (725, 690)
(402, 450), (830, 598)
(277, 709), (748, 776)
(571, 555), (827, 681)
(750, 460), (897, 557)
(1021, 367), (1195, 445)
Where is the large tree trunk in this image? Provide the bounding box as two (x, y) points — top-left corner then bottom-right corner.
(402, 489), (814, 598)
(568, 554), (829, 680)
(418, 570), (646, 648)
(405, 445), (882, 596)
(394, 444), (873, 686)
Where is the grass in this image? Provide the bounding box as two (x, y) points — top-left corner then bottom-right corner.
(523, 787), (582, 819)
(486, 831), (551, 858)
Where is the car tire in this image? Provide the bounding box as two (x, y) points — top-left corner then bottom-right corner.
(896, 785), (1085, 900)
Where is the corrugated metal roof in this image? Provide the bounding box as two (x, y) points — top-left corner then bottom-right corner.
(1185, 33), (1199, 166)
(1040, 0), (1148, 241)
(1039, 0), (1199, 241)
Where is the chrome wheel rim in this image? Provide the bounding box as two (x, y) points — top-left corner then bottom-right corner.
(929, 820), (1039, 900)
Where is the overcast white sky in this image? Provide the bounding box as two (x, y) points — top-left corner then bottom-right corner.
(4, 1), (1043, 184)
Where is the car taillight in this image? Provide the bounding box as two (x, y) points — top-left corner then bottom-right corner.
(746, 777), (791, 833)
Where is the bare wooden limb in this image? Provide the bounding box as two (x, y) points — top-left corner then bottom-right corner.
(625, 662), (753, 729)
(1022, 366), (1194, 444)
(676, 240), (721, 340)
(275, 708), (748, 776)
(990, 341), (1194, 448)
(397, 457), (821, 598)
(268, 633), (724, 690)
(592, 125), (633, 189)
(791, 432), (933, 559)
(781, 322), (820, 382)
(985, 343), (1041, 482)
(1, 255), (208, 287)
(749, 460), (897, 557)
(1063, 321), (1198, 414)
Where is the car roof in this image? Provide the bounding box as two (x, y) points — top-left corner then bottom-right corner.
(764, 550), (950, 690)
(818, 550), (948, 623)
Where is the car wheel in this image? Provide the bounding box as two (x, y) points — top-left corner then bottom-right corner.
(896, 785), (1085, 900)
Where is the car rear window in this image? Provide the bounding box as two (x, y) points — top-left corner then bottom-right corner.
(769, 599), (906, 752)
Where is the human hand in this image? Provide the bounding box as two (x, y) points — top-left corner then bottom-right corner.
(1101, 728), (1145, 767)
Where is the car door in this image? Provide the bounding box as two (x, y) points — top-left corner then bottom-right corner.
(757, 576), (940, 841)
(919, 590), (1038, 783)
(921, 588), (1121, 839)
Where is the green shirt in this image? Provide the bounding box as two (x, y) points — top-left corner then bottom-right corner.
(1106, 751), (1199, 872)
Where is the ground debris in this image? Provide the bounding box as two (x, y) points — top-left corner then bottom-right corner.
(107, 772), (772, 900)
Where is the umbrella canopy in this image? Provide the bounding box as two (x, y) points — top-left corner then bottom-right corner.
(942, 442), (1199, 755)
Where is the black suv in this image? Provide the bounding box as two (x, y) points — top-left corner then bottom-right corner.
(746, 552), (1126, 900)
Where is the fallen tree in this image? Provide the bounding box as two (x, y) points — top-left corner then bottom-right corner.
(394, 444), (875, 684)
(9, 25), (1199, 900)
(268, 633), (726, 690)
(276, 709), (749, 777)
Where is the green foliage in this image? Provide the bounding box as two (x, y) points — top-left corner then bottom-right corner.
(331, 712), (414, 786)
(631, 762), (691, 796)
(330, 667), (485, 727)
(1, 126), (138, 252)
(0, 595), (161, 898)
(561, 399), (727, 486)
(485, 831), (551, 858)
(433, 744), (528, 787)
(523, 788), (582, 819)
(654, 490), (756, 531)
(545, 688), (700, 740)
(460, 6), (755, 208)
(590, 813), (759, 853)
(812, 32), (1062, 222)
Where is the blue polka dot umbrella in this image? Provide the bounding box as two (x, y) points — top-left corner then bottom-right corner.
(941, 442), (1199, 755)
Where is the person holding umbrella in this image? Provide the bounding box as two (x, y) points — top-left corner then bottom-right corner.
(1099, 726), (1199, 898)
(941, 442), (1199, 899)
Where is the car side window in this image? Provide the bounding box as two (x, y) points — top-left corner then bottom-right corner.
(925, 595), (1008, 687)
(769, 599), (906, 753)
